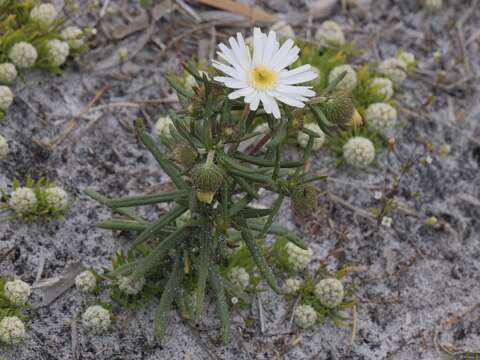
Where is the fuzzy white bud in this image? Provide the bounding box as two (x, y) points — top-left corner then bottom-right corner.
(9, 187), (37, 214)
(46, 40), (69, 67)
(0, 134), (8, 160)
(314, 278), (344, 308)
(282, 277), (304, 295)
(60, 26), (85, 49)
(118, 276), (145, 295)
(45, 186), (68, 210)
(328, 64), (357, 92)
(228, 267), (250, 290)
(82, 305), (111, 334)
(4, 279), (31, 306)
(365, 103), (397, 135)
(294, 304), (318, 329)
(271, 21), (295, 39)
(370, 77), (393, 100)
(315, 21), (345, 47)
(378, 58), (407, 86)
(0, 316), (25, 344)
(397, 51), (416, 70)
(154, 115), (174, 137)
(285, 242), (313, 271)
(343, 136), (375, 168)
(424, 0), (443, 10)
(75, 270), (96, 293)
(9, 42), (38, 69)
(0, 63), (17, 84)
(298, 123), (325, 151)
(0, 86), (13, 111)
(30, 3), (57, 27)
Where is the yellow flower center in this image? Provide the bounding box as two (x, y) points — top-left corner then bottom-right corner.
(249, 65), (277, 90)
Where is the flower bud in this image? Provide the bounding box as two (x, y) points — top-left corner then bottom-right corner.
(0, 133), (8, 160)
(328, 64), (357, 91)
(343, 136), (375, 168)
(60, 26), (85, 49)
(75, 270), (97, 293)
(0, 85), (13, 111)
(314, 278), (344, 308)
(0, 63), (17, 84)
(0, 316), (25, 344)
(82, 305), (111, 334)
(294, 304), (318, 329)
(46, 40), (70, 67)
(4, 279), (31, 306)
(191, 154), (224, 204)
(318, 91), (355, 129)
(173, 143), (197, 168)
(9, 42), (38, 69)
(30, 3), (57, 27)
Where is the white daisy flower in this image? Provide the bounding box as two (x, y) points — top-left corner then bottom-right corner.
(212, 27), (318, 119)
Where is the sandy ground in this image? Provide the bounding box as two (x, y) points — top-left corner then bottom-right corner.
(0, 0), (479, 359)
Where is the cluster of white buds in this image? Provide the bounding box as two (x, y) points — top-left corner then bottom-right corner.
(45, 186), (69, 210)
(0, 316), (25, 344)
(0, 134), (8, 159)
(46, 40), (70, 67)
(370, 77), (394, 100)
(154, 115), (174, 137)
(378, 58), (407, 86)
(60, 26), (85, 49)
(0, 63), (17, 84)
(282, 277), (304, 295)
(9, 42), (38, 69)
(227, 267), (250, 290)
(270, 21), (295, 39)
(75, 270), (97, 293)
(315, 21), (345, 47)
(397, 51), (416, 70)
(285, 242), (313, 271)
(4, 279), (31, 306)
(118, 276), (145, 295)
(0, 86), (13, 111)
(82, 305), (111, 334)
(343, 136), (376, 168)
(365, 103), (398, 135)
(9, 187), (37, 214)
(30, 3), (57, 27)
(314, 278), (344, 308)
(298, 123), (325, 151)
(294, 304), (318, 329)
(328, 64), (357, 92)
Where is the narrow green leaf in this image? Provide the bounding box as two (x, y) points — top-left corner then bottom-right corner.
(84, 189), (143, 222)
(106, 190), (188, 208)
(247, 220), (308, 250)
(240, 227), (280, 293)
(232, 175), (258, 199)
(195, 231), (211, 321)
(97, 219), (149, 232)
(228, 195), (253, 217)
(233, 152), (303, 168)
(259, 193), (284, 238)
(209, 265), (230, 344)
(222, 278), (251, 304)
(166, 75), (194, 98)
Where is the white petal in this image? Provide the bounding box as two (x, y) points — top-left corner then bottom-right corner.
(249, 92), (260, 110)
(236, 32), (252, 66)
(214, 76), (248, 89)
(279, 64), (312, 79)
(276, 84), (316, 97)
(259, 92), (271, 114)
(270, 92), (305, 108)
(270, 97), (281, 119)
(228, 37), (249, 72)
(228, 86), (255, 99)
(269, 39), (294, 69)
(279, 70), (318, 85)
(262, 31), (277, 65)
(218, 44), (244, 73)
(253, 27), (264, 65)
(272, 46), (300, 71)
(212, 61), (244, 80)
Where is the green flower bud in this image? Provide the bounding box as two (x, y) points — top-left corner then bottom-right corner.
(318, 91), (355, 128)
(191, 153), (224, 204)
(173, 142), (197, 168)
(291, 185), (317, 217)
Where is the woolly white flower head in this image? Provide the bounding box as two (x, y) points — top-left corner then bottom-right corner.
(45, 186), (68, 210)
(370, 77), (393, 100)
(46, 40), (69, 67)
(282, 277), (304, 295)
(315, 21), (345, 47)
(9, 187), (37, 214)
(378, 58), (406, 86)
(294, 304), (318, 329)
(4, 279), (31, 306)
(314, 278), (344, 308)
(212, 27), (318, 119)
(365, 102), (397, 135)
(30, 3), (57, 26)
(381, 216), (393, 227)
(154, 115), (174, 137)
(0, 63), (17, 84)
(285, 242), (312, 271)
(343, 136), (375, 168)
(75, 270), (96, 293)
(424, 0), (443, 10)
(270, 21), (295, 39)
(0, 134), (8, 160)
(228, 266), (250, 290)
(82, 305), (111, 334)
(0, 316), (25, 345)
(60, 26), (85, 49)
(397, 51), (415, 70)
(118, 276), (145, 295)
(328, 64), (357, 91)
(298, 123), (325, 150)
(9, 42), (38, 69)
(0, 85), (13, 111)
